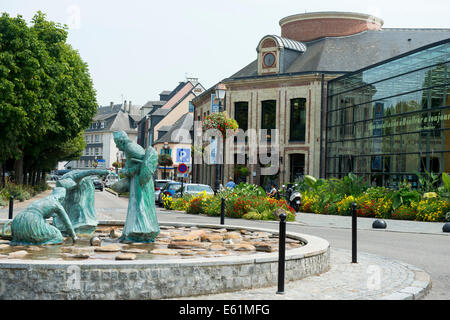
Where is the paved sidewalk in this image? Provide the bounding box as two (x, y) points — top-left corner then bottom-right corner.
(171, 247), (431, 300)
(295, 212), (449, 235)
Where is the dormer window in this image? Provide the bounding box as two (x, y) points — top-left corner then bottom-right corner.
(256, 35), (306, 76)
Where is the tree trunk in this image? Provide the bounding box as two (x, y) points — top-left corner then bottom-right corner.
(31, 170), (36, 186)
(14, 158), (24, 185)
(1, 164), (4, 187)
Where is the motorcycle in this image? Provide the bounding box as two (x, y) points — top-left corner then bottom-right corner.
(283, 184), (302, 212)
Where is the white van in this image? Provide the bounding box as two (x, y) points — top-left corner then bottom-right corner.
(104, 173), (119, 187)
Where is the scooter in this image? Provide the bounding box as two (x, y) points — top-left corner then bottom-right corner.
(283, 184), (302, 212)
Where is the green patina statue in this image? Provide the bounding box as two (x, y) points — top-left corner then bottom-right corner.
(111, 130), (160, 243)
(9, 187), (77, 246)
(54, 169), (110, 235)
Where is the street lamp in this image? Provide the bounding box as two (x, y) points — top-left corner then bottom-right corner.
(214, 83), (227, 193)
(163, 143), (169, 179)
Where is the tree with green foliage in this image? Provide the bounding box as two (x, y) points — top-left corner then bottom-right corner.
(0, 12), (97, 184)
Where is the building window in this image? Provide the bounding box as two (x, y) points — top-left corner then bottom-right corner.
(235, 102), (249, 131)
(95, 148), (99, 155)
(289, 98), (306, 142)
(95, 135), (99, 142)
(261, 100), (276, 140)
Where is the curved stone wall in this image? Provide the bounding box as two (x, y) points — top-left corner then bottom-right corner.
(0, 222), (330, 299)
(279, 11), (383, 42)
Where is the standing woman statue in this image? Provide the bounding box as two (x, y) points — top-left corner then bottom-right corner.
(54, 169), (110, 235)
(9, 187), (77, 246)
(111, 130), (159, 243)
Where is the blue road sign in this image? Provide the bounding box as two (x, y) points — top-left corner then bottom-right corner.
(176, 148), (191, 164)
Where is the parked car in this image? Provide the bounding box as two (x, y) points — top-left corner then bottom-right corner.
(173, 184), (214, 199)
(54, 169), (72, 180)
(157, 181), (182, 206)
(104, 173), (119, 188)
(154, 179), (172, 204)
(91, 176), (104, 191)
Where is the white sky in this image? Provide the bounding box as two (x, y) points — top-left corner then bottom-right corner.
(1, 0), (450, 106)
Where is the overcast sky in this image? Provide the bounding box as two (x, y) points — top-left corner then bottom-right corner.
(2, 0), (450, 107)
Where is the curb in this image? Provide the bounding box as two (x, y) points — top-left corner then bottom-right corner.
(381, 265), (432, 300)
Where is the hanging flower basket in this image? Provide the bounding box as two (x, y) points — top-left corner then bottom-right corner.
(202, 112), (238, 138)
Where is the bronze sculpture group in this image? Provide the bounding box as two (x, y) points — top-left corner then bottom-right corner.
(7, 130), (160, 246)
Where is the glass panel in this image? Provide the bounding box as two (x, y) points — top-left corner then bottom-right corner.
(261, 100), (276, 140)
(290, 98), (306, 141)
(235, 102), (249, 131)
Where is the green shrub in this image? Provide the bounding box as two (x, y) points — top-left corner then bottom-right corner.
(203, 196), (221, 216)
(391, 205), (417, 220)
(172, 198), (189, 211)
(261, 209), (276, 221)
(186, 197), (204, 214)
(243, 211), (262, 220)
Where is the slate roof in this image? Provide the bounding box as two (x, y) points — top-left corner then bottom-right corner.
(90, 103), (141, 133)
(142, 100), (166, 109)
(258, 35), (307, 53)
(151, 108), (171, 117)
(153, 113), (193, 144)
(228, 29), (450, 80)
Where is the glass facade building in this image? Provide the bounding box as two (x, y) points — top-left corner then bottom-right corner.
(326, 39), (450, 187)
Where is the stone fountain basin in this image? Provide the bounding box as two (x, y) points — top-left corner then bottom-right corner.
(0, 221), (330, 300)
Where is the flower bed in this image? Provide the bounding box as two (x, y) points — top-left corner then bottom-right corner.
(294, 173), (450, 222)
(162, 183), (296, 221)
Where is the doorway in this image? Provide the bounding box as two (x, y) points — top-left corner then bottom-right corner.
(290, 154), (305, 182)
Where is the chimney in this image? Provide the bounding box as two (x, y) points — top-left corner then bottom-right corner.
(110, 101), (114, 108)
(123, 100), (127, 112)
(129, 101), (132, 113)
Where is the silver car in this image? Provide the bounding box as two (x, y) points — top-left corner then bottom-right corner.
(173, 184), (214, 198)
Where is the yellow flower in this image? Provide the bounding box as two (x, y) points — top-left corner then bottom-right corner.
(423, 192), (437, 199)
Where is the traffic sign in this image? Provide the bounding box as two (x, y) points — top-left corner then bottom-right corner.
(97, 159), (106, 168)
(176, 148), (191, 164)
(178, 163), (188, 174)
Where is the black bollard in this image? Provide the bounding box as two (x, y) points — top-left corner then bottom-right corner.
(443, 222), (450, 233)
(8, 196), (14, 220)
(352, 202), (357, 264)
(373, 219), (387, 229)
(220, 197), (225, 225)
(276, 213), (287, 294)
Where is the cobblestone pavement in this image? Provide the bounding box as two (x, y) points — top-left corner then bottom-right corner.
(170, 247), (431, 300)
(0, 188), (436, 300)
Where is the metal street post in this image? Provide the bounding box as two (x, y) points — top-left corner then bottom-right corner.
(8, 196), (14, 220)
(214, 83), (226, 193)
(181, 177), (184, 198)
(352, 202), (357, 263)
(220, 197), (225, 225)
(276, 213), (287, 294)
(214, 98), (222, 193)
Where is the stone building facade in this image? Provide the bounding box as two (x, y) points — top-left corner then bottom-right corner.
(192, 11), (450, 189)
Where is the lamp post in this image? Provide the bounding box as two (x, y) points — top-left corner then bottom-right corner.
(214, 83), (227, 193)
(115, 152), (119, 174)
(163, 143), (169, 179)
